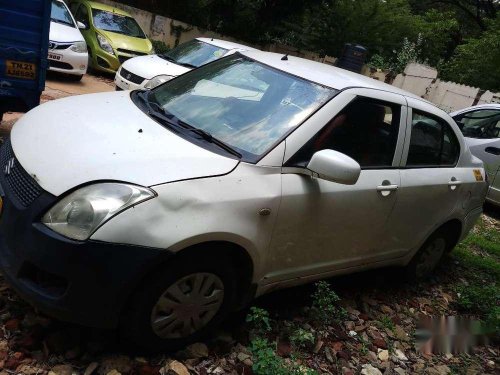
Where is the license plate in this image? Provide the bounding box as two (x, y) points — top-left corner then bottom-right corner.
(48, 52), (62, 61)
(6, 60), (36, 80)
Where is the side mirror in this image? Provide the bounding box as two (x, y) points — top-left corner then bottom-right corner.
(307, 149), (361, 185)
(77, 21), (87, 30)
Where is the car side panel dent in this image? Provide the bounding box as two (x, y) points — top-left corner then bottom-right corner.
(91, 163), (282, 282)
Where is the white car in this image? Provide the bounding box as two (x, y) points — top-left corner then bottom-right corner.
(48, 0), (88, 80)
(0, 51), (487, 351)
(114, 37), (256, 90)
(451, 104), (500, 206)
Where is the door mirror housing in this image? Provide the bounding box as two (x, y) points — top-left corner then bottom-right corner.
(77, 21), (87, 29)
(307, 149), (361, 185)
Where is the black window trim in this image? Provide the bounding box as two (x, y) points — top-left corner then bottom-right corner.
(403, 108), (461, 169)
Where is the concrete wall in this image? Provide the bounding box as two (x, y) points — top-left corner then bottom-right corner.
(392, 63), (500, 112)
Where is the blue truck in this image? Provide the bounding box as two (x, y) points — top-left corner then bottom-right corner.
(0, 0), (51, 122)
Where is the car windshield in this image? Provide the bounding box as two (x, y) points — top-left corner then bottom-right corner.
(92, 9), (146, 39)
(147, 55), (336, 162)
(455, 110), (500, 139)
(51, 0), (75, 27)
(161, 40), (228, 68)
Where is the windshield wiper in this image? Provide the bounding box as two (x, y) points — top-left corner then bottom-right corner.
(137, 91), (241, 159)
(176, 121), (242, 159)
(176, 62), (197, 69)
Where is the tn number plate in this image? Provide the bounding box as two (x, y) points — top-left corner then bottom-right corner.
(6, 60), (36, 80)
(48, 52), (62, 61)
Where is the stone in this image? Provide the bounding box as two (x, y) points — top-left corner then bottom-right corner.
(394, 349), (408, 361)
(372, 337), (387, 349)
(237, 352), (251, 362)
(394, 368), (406, 375)
(242, 358), (253, 367)
(425, 365), (451, 375)
(380, 305), (393, 314)
(15, 365), (43, 375)
(84, 362), (99, 375)
(361, 364), (383, 375)
(367, 351), (378, 362)
(99, 356), (132, 375)
(165, 361), (189, 375)
(185, 343), (208, 359)
(394, 325), (409, 342)
(106, 371), (121, 375)
(4, 319), (20, 331)
(49, 364), (74, 375)
(378, 349), (389, 361)
(324, 347), (334, 363)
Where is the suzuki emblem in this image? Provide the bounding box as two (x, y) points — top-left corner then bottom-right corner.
(126, 73), (132, 80)
(4, 157), (15, 176)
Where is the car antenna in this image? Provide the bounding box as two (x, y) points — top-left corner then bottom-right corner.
(281, 54), (288, 61)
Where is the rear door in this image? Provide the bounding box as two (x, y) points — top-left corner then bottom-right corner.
(389, 98), (476, 252)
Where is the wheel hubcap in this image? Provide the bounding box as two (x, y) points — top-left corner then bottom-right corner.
(150, 273), (224, 339)
(416, 237), (446, 278)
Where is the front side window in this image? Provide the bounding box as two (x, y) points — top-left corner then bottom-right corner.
(407, 110), (460, 167)
(51, 0), (75, 28)
(454, 109), (500, 139)
(92, 9), (146, 39)
(288, 97), (401, 168)
(74, 4), (89, 26)
(148, 55), (336, 162)
(160, 40), (228, 68)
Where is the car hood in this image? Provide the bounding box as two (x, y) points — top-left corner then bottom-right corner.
(50, 21), (85, 43)
(11, 92), (239, 196)
(121, 54), (191, 80)
(98, 30), (152, 53)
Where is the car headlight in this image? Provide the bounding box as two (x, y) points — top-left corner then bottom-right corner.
(70, 41), (88, 53)
(42, 183), (155, 241)
(144, 75), (174, 89)
(97, 34), (114, 55)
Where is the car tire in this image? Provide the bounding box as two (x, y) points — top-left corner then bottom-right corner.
(119, 252), (237, 352)
(403, 229), (451, 281)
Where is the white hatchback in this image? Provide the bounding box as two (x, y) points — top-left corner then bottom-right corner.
(114, 37), (256, 90)
(0, 51), (487, 351)
(48, 0), (88, 80)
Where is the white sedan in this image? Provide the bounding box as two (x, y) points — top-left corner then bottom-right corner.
(115, 37), (256, 90)
(0, 51), (487, 351)
(48, 0), (88, 80)
(451, 104), (500, 206)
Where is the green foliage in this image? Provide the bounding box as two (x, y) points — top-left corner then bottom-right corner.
(151, 40), (170, 54)
(310, 281), (347, 326)
(441, 18), (500, 91)
(289, 327), (315, 349)
(378, 315), (395, 331)
(246, 306), (272, 334)
(455, 284), (499, 315)
(250, 337), (318, 375)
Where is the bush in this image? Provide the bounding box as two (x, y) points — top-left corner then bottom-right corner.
(246, 306), (272, 334)
(310, 281), (347, 326)
(151, 40), (170, 55)
(290, 327), (315, 349)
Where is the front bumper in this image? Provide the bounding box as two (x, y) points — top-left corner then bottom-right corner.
(0, 147), (172, 328)
(48, 47), (88, 76)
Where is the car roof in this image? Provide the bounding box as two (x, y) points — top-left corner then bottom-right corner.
(450, 103), (500, 116)
(240, 50), (424, 100)
(82, 0), (131, 16)
(196, 37), (257, 52)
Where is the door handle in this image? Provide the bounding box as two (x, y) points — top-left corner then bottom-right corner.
(448, 178), (462, 191)
(485, 147), (500, 156)
(377, 183), (398, 197)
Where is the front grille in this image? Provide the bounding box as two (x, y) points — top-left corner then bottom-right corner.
(48, 60), (73, 70)
(49, 41), (72, 50)
(0, 139), (42, 207)
(118, 55), (131, 64)
(120, 67), (145, 84)
(117, 48), (148, 56)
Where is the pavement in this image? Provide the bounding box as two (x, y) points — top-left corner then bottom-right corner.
(0, 71), (115, 137)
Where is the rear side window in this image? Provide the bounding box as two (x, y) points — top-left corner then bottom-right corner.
(407, 110), (460, 167)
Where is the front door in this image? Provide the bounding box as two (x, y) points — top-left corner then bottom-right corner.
(265, 89), (407, 284)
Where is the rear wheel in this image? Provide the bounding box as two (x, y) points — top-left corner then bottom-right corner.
(404, 231), (449, 281)
(120, 253), (237, 352)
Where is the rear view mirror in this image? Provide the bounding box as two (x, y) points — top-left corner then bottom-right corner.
(77, 21), (87, 30)
(307, 149), (361, 185)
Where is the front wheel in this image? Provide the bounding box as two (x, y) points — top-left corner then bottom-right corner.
(120, 254), (237, 352)
(403, 231), (449, 281)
